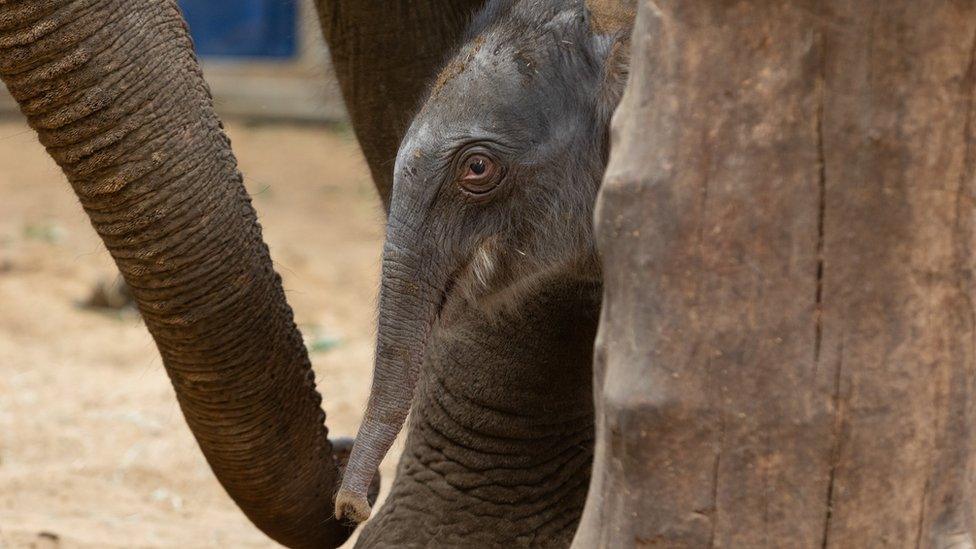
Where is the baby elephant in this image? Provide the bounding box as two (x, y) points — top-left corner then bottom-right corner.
(336, 0), (628, 523)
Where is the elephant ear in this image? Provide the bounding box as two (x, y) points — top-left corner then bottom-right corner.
(591, 32), (630, 124)
(587, 0), (634, 125)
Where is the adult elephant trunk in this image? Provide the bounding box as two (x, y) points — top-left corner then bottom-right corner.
(336, 219), (445, 522)
(0, 1), (356, 547)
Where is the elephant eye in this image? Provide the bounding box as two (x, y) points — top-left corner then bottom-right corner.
(463, 155), (494, 180)
(458, 154), (501, 197)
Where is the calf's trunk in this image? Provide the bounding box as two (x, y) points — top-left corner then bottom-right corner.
(336, 227), (445, 522)
(0, 1), (353, 547)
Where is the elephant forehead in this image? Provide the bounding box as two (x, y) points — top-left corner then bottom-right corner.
(424, 41), (528, 118)
(408, 68), (533, 153)
(431, 35), (488, 99)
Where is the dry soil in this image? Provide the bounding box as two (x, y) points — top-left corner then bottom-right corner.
(0, 119), (393, 548)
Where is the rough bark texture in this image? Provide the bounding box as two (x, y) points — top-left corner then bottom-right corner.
(576, 1), (976, 547)
(314, 0), (486, 208)
(0, 1), (352, 547)
(585, 0), (635, 35)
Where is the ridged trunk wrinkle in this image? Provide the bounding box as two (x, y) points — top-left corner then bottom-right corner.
(357, 281), (600, 547)
(0, 1), (351, 547)
(336, 236), (444, 522)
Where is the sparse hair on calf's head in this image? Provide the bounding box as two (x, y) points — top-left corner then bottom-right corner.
(394, 0), (630, 314)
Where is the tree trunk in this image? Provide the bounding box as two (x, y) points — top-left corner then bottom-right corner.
(577, 1), (976, 547)
(585, 0), (634, 35)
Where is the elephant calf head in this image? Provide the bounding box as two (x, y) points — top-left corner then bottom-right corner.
(335, 0), (628, 522)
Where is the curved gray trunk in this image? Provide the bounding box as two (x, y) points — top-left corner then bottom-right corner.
(336, 235), (444, 522)
(0, 1), (350, 547)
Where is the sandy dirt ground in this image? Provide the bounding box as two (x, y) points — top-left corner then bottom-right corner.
(0, 119), (394, 548)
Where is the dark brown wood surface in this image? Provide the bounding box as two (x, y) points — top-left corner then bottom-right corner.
(586, 0), (635, 35)
(576, 2), (976, 547)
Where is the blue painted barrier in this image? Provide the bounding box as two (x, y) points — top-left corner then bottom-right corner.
(178, 0), (298, 59)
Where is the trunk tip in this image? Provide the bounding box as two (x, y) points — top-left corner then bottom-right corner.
(335, 489), (372, 524)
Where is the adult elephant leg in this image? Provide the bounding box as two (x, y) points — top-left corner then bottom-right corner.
(0, 2), (356, 547)
(314, 0), (486, 207)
